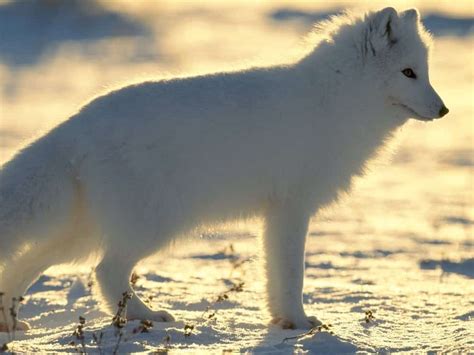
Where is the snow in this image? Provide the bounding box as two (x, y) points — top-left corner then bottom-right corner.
(0, 1), (473, 353)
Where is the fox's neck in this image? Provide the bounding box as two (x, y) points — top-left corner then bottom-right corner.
(276, 59), (406, 199)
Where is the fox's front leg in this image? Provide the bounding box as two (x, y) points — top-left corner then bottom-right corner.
(262, 202), (321, 329)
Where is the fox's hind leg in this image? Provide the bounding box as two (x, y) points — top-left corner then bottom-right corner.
(0, 231), (93, 332)
(0, 253), (39, 332)
(86, 166), (178, 323)
(0, 249), (56, 331)
(0, 200), (94, 331)
(95, 252), (174, 323)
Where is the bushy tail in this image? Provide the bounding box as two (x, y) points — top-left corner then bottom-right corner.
(0, 138), (75, 265)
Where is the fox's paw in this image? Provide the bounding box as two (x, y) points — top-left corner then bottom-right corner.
(0, 320), (31, 332)
(128, 310), (175, 323)
(150, 310), (175, 323)
(271, 315), (322, 330)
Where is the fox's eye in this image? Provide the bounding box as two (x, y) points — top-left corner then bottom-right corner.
(402, 68), (416, 79)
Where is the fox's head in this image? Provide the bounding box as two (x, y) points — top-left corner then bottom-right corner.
(366, 7), (448, 121)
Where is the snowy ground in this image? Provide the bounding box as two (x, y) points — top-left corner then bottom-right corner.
(0, 0), (473, 353)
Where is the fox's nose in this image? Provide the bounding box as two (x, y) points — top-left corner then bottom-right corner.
(439, 105), (449, 117)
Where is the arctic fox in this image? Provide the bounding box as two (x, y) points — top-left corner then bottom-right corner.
(0, 7), (448, 331)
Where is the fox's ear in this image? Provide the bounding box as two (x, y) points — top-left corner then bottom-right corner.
(367, 7), (399, 55)
(401, 9), (420, 23)
(374, 7), (399, 43)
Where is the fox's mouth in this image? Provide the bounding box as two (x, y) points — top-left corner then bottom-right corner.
(393, 103), (435, 121)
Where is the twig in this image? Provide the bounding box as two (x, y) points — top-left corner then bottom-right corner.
(184, 324), (194, 337)
(155, 332), (172, 352)
(184, 280), (245, 337)
(131, 319), (153, 335)
(282, 324), (333, 344)
(162, 332), (171, 348)
(9, 296), (24, 341)
(364, 310), (375, 323)
(0, 293), (11, 343)
(111, 292), (132, 355)
(72, 316), (87, 354)
(112, 332), (123, 355)
(92, 331), (104, 355)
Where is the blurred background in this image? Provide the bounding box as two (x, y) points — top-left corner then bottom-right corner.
(0, 0), (472, 352)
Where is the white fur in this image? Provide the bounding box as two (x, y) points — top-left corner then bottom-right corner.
(0, 7), (447, 330)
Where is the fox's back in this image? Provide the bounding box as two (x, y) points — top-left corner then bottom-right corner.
(56, 68), (314, 223)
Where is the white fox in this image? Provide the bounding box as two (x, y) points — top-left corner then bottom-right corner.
(0, 7), (448, 331)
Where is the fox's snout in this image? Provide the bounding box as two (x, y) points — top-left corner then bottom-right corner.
(438, 105), (449, 118)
